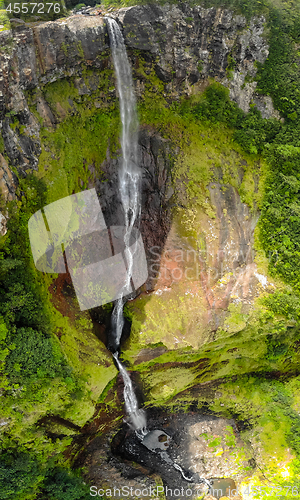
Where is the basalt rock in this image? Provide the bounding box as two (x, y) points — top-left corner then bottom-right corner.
(82, 408), (247, 499)
(116, 4), (276, 115)
(0, 7), (290, 495)
(93, 127), (173, 291)
(0, 4), (277, 173)
(0, 154), (17, 202)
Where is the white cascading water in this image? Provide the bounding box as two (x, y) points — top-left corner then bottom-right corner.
(106, 17), (147, 438)
(106, 19), (212, 488)
(113, 353), (147, 438)
(106, 17), (140, 349)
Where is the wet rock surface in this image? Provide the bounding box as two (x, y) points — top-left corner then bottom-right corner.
(130, 172), (272, 356)
(82, 409), (248, 499)
(94, 128), (173, 292)
(0, 3), (278, 404)
(0, 153), (17, 203)
(0, 6), (294, 498)
(0, 4), (277, 305)
(0, 17), (107, 172)
(48, 125), (173, 311)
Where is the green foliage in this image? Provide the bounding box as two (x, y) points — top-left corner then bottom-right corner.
(42, 467), (90, 500)
(2, 1), (300, 494)
(0, 451), (43, 500)
(233, 107), (281, 154)
(224, 426), (236, 447)
(209, 376), (300, 458)
(0, 451), (90, 500)
(0, 315), (9, 362)
(187, 83), (281, 155)
(208, 436), (222, 447)
(5, 327), (70, 383)
(0, 8), (10, 30)
(247, 3), (300, 290)
(191, 83), (244, 127)
(199, 0), (268, 18)
(259, 145), (300, 291)
(31, 75), (119, 202)
(256, 9), (300, 123)
(175, 7), (300, 294)
(102, 0), (268, 17)
(264, 291), (300, 321)
(0, 174), (90, 496)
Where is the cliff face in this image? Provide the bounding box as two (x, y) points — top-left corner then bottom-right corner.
(1, 5), (296, 492)
(0, 2), (283, 390)
(0, 4), (272, 175)
(0, 3), (272, 240)
(117, 3), (274, 114)
(0, 17), (106, 174)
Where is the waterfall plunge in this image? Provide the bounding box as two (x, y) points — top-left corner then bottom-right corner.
(106, 17), (147, 438)
(113, 353), (147, 438)
(105, 21), (213, 489)
(106, 17), (141, 350)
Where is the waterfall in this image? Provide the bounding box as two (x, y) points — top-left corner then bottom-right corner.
(106, 17), (141, 350)
(104, 21), (216, 490)
(113, 353), (147, 438)
(106, 17), (147, 438)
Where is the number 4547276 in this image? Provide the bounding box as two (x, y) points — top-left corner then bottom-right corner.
(6, 3), (61, 14)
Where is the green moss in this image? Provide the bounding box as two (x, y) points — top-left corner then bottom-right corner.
(48, 307), (117, 402)
(43, 78), (79, 116)
(126, 282), (209, 352)
(7, 13), (300, 486)
(0, 9), (10, 31)
(38, 109), (119, 202)
(202, 375), (300, 486)
(224, 426), (237, 447)
(0, 134), (4, 153)
(223, 303), (249, 334)
(14, 70), (122, 429)
(9, 119), (19, 132)
(98, 376), (118, 403)
(197, 60), (204, 73)
(103, 0), (269, 18)
(77, 41), (85, 59)
(28, 71), (120, 202)
(61, 42), (68, 57)
(123, 285), (300, 408)
(137, 70), (263, 224)
(142, 365), (198, 404)
(18, 63), (300, 430)
(208, 436), (222, 448)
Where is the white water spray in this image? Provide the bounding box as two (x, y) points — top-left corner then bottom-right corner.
(106, 17), (147, 438)
(106, 17), (141, 350)
(113, 353), (147, 438)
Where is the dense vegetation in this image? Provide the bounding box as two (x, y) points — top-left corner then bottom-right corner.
(0, 175), (91, 497)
